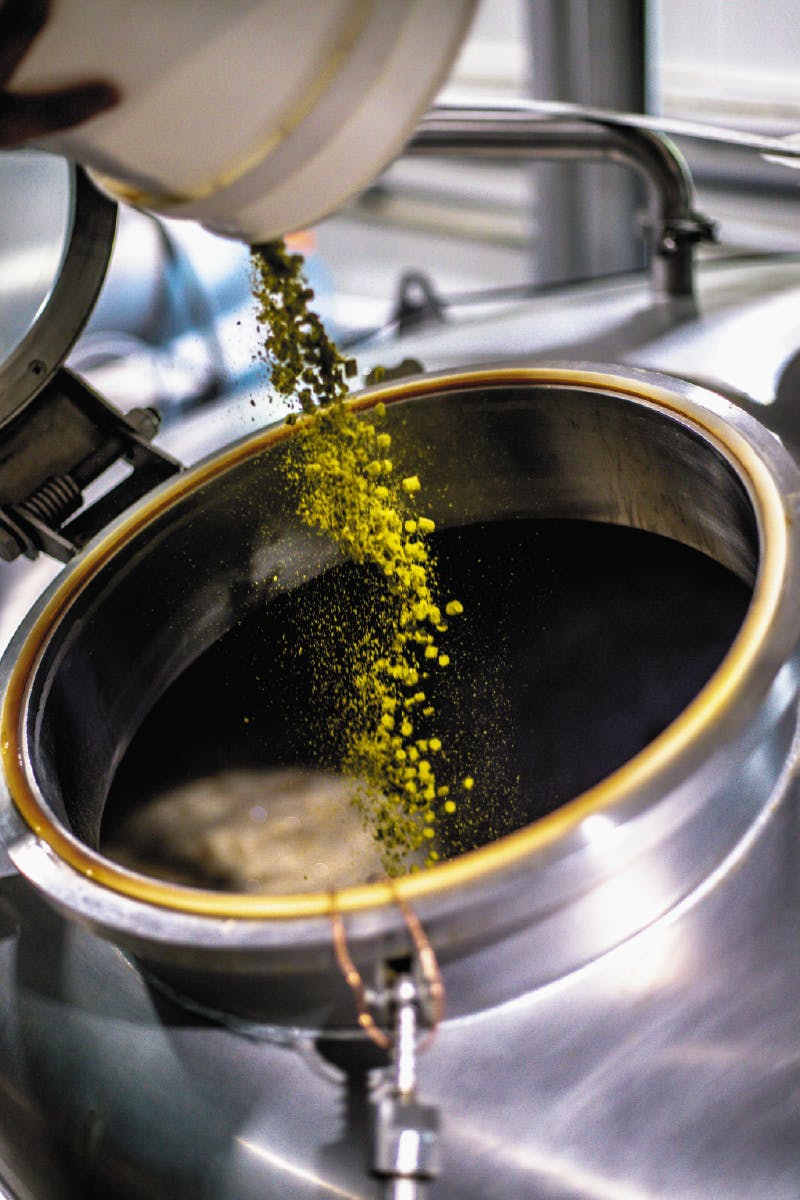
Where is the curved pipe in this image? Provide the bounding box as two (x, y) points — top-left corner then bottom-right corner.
(408, 103), (717, 299)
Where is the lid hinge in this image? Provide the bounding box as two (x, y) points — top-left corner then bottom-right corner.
(0, 368), (181, 563)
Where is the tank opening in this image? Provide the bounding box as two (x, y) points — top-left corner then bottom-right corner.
(100, 515), (751, 892)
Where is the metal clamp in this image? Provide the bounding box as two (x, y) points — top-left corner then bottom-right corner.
(0, 367), (180, 562)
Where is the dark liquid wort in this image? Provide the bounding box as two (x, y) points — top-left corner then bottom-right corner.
(102, 518), (751, 884)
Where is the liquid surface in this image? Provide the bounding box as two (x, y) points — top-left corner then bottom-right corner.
(101, 517), (750, 891)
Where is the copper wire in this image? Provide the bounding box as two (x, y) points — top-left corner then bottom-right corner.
(329, 886), (445, 1054)
(330, 897), (392, 1050)
(393, 889), (445, 1051)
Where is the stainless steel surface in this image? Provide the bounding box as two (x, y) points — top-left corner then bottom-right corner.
(0, 153), (117, 428)
(410, 105), (715, 298)
(360, 254), (800, 451)
(0, 155), (70, 368)
(527, 0), (647, 283)
(0, 367), (798, 1195)
(481, 98), (800, 163)
(0, 368), (781, 1008)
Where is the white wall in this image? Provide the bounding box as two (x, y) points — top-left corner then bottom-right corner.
(652, 0), (800, 130)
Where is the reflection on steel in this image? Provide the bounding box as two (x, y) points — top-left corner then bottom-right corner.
(1, 367), (800, 1196)
(235, 1138), (366, 1200)
(490, 99), (800, 163)
(0, 158), (116, 428)
(356, 256), (800, 455)
(409, 104), (717, 298)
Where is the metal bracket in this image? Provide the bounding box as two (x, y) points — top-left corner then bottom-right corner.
(391, 271), (446, 337)
(0, 367), (181, 562)
(372, 973), (441, 1200)
(330, 896), (445, 1198)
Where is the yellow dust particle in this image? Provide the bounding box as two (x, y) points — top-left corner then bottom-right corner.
(462, 776), (474, 791)
(253, 243), (468, 874)
(438, 654), (450, 667)
(444, 800), (457, 814)
(445, 599), (464, 616)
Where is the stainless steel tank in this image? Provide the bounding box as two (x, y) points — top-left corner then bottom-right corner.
(1, 364), (799, 1198)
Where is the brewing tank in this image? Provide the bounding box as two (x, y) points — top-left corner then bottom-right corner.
(1, 365), (799, 1198)
(1, 54), (800, 1192)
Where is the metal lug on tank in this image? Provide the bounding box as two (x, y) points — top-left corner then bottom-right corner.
(372, 973), (441, 1200)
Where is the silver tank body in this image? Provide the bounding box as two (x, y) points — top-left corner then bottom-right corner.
(0, 338), (800, 1200)
(1, 241), (800, 1198)
(1, 792), (800, 1200)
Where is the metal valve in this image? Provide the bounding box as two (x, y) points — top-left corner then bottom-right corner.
(372, 974), (441, 1200)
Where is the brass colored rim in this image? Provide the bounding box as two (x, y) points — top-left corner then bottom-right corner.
(1, 367), (786, 919)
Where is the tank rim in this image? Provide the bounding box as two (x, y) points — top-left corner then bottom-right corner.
(1, 363), (793, 920)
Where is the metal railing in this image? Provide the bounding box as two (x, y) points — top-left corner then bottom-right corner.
(409, 103), (718, 299)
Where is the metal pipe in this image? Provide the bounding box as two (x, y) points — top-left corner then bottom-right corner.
(526, 0), (647, 284)
(408, 103), (717, 299)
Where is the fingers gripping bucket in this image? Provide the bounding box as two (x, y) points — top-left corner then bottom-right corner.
(0, 365), (798, 1030)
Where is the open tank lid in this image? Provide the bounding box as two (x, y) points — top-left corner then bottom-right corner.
(0, 150), (117, 428)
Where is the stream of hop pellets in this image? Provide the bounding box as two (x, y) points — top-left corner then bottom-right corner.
(252, 243), (470, 873)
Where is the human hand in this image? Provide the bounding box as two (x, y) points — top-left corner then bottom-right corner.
(0, 0), (117, 147)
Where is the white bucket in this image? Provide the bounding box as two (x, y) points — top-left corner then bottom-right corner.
(15, 0), (475, 241)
